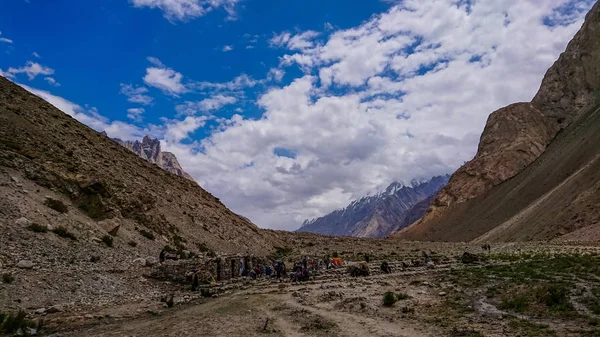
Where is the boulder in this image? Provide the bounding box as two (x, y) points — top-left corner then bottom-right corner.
(98, 218), (121, 236)
(15, 217), (32, 228)
(17, 260), (34, 269)
(35, 308), (46, 315)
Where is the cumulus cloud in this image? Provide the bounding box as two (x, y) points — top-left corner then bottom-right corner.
(127, 107), (145, 122)
(6, 61), (54, 80)
(222, 45), (233, 52)
(159, 0), (594, 230)
(143, 58), (187, 95)
(120, 83), (154, 105)
(176, 94), (237, 115)
(129, 0), (242, 22)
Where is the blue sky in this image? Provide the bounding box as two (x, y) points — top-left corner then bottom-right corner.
(0, 0), (596, 230)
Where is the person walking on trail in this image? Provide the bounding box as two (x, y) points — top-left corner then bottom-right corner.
(423, 251), (431, 263)
(159, 249), (166, 263)
(364, 253), (370, 263)
(191, 269), (199, 291)
(302, 256), (308, 269)
(238, 256), (245, 277)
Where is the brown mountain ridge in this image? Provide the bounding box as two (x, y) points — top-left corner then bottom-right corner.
(395, 1), (600, 242)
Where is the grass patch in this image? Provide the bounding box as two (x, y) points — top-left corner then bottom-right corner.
(500, 293), (530, 313)
(52, 226), (76, 240)
(508, 319), (557, 337)
(28, 223), (47, 233)
(383, 292), (397, 307)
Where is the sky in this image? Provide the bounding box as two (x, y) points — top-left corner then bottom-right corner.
(0, 0), (596, 230)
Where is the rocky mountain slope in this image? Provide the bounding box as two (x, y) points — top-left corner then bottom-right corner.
(395, 2), (600, 242)
(112, 135), (194, 181)
(298, 176), (449, 238)
(0, 75), (289, 311)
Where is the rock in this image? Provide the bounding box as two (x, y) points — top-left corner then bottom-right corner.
(133, 258), (147, 266)
(46, 224), (53, 231)
(10, 176), (19, 183)
(15, 217), (32, 228)
(439, 292), (447, 297)
(292, 291), (300, 298)
(17, 260), (34, 269)
(426, 261), (435, 269)
(35, 308), (46, 315)
(91, 237), (102, 244)
(47, 305), (62, 313)
(98, 218), (120, 236)
(84, 314), (93, 319)
(145, 257), (158, 267)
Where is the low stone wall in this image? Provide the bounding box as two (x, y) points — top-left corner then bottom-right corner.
(149, 255), (270, 285)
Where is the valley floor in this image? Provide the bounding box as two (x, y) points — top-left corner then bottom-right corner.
(38, 242), (600, 337)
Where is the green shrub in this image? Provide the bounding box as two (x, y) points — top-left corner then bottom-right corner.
(382, 292), (397, 307)
(500, 294), (529, 313)
(0, 309), (43, 335)
(44, 198), (68, 213)
(28, 223), (47, 233)
(101, 235), (113, 248)
(536, 284), (573, 312)
(2, 273), (14, 284)
(52, 226), (76, 240)
(139, 229), (155, 240)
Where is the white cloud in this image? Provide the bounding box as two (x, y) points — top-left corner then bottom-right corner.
(222, 45), (233, 52)
(192, 73), (257, 91)
(120, 83), (154, 105)
(143, 66), (187, 95)
(159, 0), (595, 230)
(270, 30), (320, 51)
(129, 0), (242, 22)
(32, 52), (41, 58)
(6, 61), (54, 80)
(44, 77), (60, 86)
(146, 56), (165, 67)
(176, 94), (237, 115)
(163, 116), (207, 142)
(127, 107), (145, 122)
(0, 31), (12, 44)
(267, 68), (285, 82)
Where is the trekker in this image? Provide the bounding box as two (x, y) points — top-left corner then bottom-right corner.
(191, 269), (199, 291)
(364, 253), (370, 263)
(159, 249), (166, 263)
(423, 251), (431, 263)
(238, 256), (245, 277)
(302, 256), (308, 269)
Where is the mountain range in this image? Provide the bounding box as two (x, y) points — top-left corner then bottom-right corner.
(395, 1), (600, 242)
(298, 175), (449, 238)
(110, 135), (194, 181)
